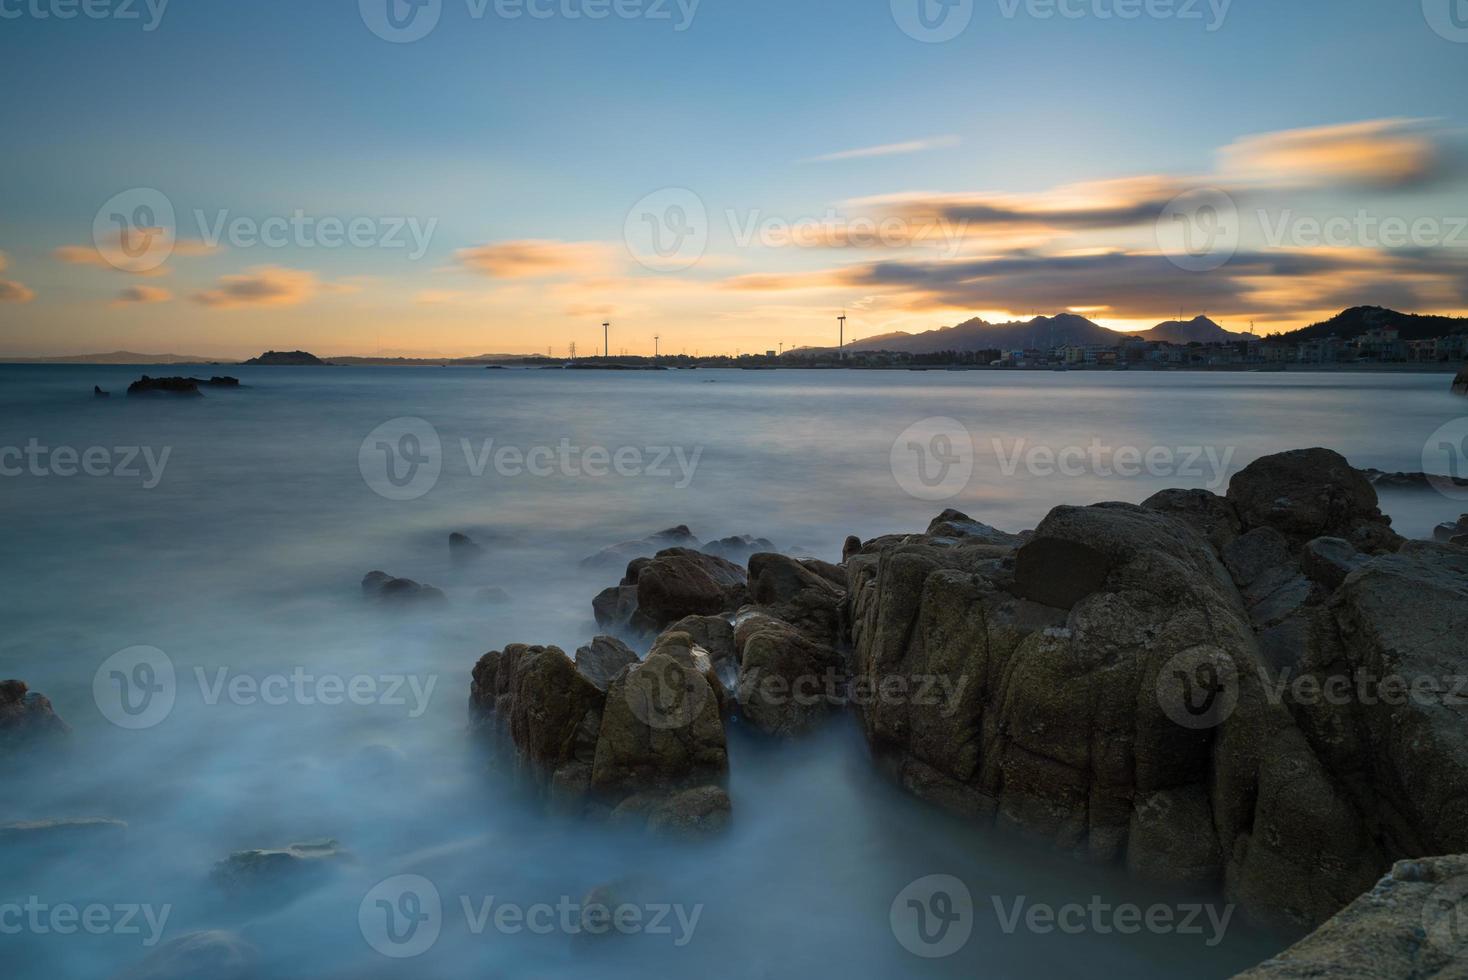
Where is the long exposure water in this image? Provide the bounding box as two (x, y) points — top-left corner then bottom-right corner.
(3, 364), (1464, 978)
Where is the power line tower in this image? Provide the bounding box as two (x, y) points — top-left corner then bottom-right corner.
(838, 311), (847, 359)
(603, 322), (610, 359)
(569, 341), (577, 359)
(654, 335), (660, 360)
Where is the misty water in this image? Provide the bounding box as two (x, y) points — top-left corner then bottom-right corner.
(3, 364), (1465, 978)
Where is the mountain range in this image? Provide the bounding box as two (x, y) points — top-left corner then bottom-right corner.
(1270, 307), (1468, 343)
(814, 313), (1249, 355)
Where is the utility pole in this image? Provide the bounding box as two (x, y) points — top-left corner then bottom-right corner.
(603, 322), (610, 359)
(838, 312), (847, 360)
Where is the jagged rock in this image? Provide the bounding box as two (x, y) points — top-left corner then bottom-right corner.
(591, 644), (727, 798)
(116, 930), (258, 980)
(126, 375), (202, 397)
(470, 645), (604, 801)
(449, 532), (484, 563)
(842, 535), (862, 563)
(361, 570), (446, 605)
(472, 639), (730, 830)
(1142, 488), (1243, 552)
(580, 526), (700, 572)
(1227, 448), (1402, 552)
(574, 636), (639, 692)
(0, 679), (70, 749)
(594, 548), (748, 634)
(1300, 537), (1369, 592)
(734, 610), (847, 737)
(1234, 856), (1468, 978)
(849, 498), (1388, 931)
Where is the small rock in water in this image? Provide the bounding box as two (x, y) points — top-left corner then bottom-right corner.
(126, 375), (203, 397)
(450, 532), (484, 563)
(361, 570), (446, 605)
(93, 385), (110, 397)
(0, 679), (71, 749)
(211, 839), (350, 907)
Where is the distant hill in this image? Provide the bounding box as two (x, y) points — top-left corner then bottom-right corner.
(243, 350), (327, 366)
(826, 313), (1122, 355)
(1273, 307), (1468, 343)
(1129, 316), (1253, 344)
(1, 351), (219, 365)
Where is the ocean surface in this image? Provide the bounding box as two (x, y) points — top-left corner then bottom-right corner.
(3, 363), (1465, 979)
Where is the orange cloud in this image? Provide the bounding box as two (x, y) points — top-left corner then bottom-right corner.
(455, 240), (617, 279)
(0, 279), (36, 303)
(1220, 118), (1441, 188)
(112, 286), (173, 306)
(54, 235), (220, 277)
(192, 266), (321, 309)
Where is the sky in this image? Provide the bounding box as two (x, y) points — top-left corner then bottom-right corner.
(1, 0), (1467, 358)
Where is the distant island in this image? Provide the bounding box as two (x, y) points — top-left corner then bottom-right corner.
(242, 350), (327, 366)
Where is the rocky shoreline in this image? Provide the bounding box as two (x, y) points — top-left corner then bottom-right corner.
(6, 445), (1466, 976)
(463, 446), (1468, 974)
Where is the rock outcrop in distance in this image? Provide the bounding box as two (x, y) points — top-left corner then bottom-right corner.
(242, 350), (325, 366)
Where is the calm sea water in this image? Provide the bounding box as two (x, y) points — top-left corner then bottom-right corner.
(2, 364), (1463, 978)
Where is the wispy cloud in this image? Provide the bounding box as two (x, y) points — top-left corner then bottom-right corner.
(192, 266), (321, 309)
(800, 135), (960, 164)
(54, 234), (219, 277)
(112, 285), (173, 306)
(0, 251), (35, 302)
(455, 240), (617, 279)
(1220, 118), (1442, 188)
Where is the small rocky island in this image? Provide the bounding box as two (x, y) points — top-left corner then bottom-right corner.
(242, 350), (326, 366)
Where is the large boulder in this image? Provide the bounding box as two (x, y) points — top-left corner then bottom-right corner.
(470, 645), (605, 803)
(594, 548), (748, 634)
(1142, 488), (1243, 553)
(591, 638), (728, 798)
(0, 680), (70, 749)
(849, 499), (1395, 931)
(733, 610), (847, 736)
(746, 552), (844, 642)
(1235, 856), (1468, 978)
(1226, 448), (1401, 552)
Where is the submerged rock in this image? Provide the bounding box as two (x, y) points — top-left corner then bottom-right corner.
(449, 532), (484, 563)
(0, 679), (70, 749)
(0, 817), (126, 848)
(126, 375), (203, 397)
(361, 570), (446, 605)
(210, 839), (349, 909)
(116, 930), (258, 980)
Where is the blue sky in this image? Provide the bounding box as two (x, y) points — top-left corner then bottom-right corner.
(2, 0), (1467, 356)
